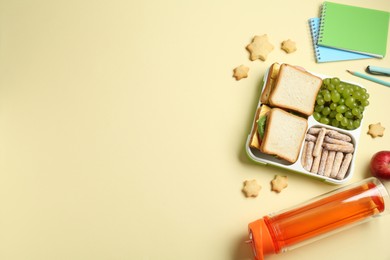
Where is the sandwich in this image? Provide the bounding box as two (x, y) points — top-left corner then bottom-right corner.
(250, 107), (308, 163)
(261, 63), (322, 116)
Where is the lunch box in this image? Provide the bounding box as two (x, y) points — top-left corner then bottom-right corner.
(245, 66), (365, 184)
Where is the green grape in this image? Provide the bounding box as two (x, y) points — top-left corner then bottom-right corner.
(316, 94), (323, 100)
(331, 119), (340, 127)
(336, 113), (343, 121)
(313, 112), (321, 121)
(342, 88), (351, 98)
(321, 89), (330, 96)
(353, 91), (362, 100)
(361, 100), (369, 107)
(323, 93), (331, 102)
(317, 98), (325, 106)
(331, 77), (340, 85)
(347, 120), (354, 130)
(345, 97), (355, 108)
(352, 107), (360, 116)
(329, 110), (337, 118)
(338, 98), (345, 105)
(320, 117), (330, 125)
(336, 84), (345, 93)
(345, 111), (353, 119)
(315, 104), (324, 112)
(336, 105), (347, 113)
(323, 78), (331, 86)
(364, 93), (370, 99)
(322, 107), (331, 116)
(330, 103), (338, 110)
(327, 84), (335, 91)
(341, 117), (348, 126)
(353, 119), (361, 128)
(331, 90), (340, 102)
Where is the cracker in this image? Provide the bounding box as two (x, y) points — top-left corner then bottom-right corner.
(233, 65), (249, 81)
(246, 34), (274, 61)
(242, 179), (261, 197)
(281, 39), (297, 53)
(367, 122), (385, 138)
(271, 175), (288, 193)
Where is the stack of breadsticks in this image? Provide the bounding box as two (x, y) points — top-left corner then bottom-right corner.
(301, 127), (354, 180)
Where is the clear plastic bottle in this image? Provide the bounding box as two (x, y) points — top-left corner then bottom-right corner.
(247, 177), (389, 260)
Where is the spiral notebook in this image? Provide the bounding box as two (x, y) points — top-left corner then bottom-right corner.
(318, 2), (390, 58)
(309, 18), (371, 63)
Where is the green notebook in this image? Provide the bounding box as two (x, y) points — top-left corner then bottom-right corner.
(318, 2), (390, 58)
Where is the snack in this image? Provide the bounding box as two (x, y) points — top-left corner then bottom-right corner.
(313, 77), (369, 130)
(281, 39), (297, 53)
(233, 65), (249, 80)
(367, 122), (385, 138)
(243, 179), (262, 197)
(263, 64), (322, 116)
(302, 126), (354, 180)
(271, 175), (288, 193)
(246, 34), (274, 61)
(257, 108), (308, 163)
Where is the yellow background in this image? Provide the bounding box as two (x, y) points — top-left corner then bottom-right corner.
(0, 0), (389, 259)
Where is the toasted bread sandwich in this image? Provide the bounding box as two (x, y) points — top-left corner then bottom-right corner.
(253, 108), (308, 163)
(262, 63), (322, 116)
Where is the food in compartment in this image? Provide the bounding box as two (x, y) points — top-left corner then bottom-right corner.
(301, 126), (354, 180)
(250, 107), (307, 164)
(313, 77), (369, 130)
(261, 63), (322, 116)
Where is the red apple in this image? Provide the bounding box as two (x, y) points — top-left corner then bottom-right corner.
(370, 151), (390, 180)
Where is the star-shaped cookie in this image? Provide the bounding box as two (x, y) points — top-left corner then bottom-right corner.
(281, 39), (297, 53)
(242, 179), (262, 197)
(367, 123), (385, 138)
(271, 175), (288, 193)
(233, 65), (249, 80)
(246, 34), (274, 61)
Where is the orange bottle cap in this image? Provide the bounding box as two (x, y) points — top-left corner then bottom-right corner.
(247, 218), (276, 260)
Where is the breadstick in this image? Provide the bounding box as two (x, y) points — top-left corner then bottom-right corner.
(326, 130), (352, 142)
(307, 127), (322, 135)
(313, 128), (326, 157)
(336, 153), (353, 180)
(311, 154), (321, 174)
(324, 136), (353, 147)
(318, 149), (329, 176)
(305, 134), (317, 142)
(324, 151), (336, 177)
(301, 141), (308, 167)
(304, 141), (314, 171)
(323, 143), (354, 153)
(330, 152), (344, 178)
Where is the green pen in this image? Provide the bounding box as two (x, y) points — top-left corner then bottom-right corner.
(346, 70), (390, 87)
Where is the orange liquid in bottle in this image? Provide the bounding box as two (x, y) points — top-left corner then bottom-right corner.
(264, 181), (385, 253)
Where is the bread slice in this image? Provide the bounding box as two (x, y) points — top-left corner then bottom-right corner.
(260, 63), (280, 104)
(250, 104), (271, 150)
(260, 108), (308, 163)
(269, 64), (322, 116)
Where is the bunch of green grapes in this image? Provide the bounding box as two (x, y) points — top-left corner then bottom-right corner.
(313, 77), (369, 130)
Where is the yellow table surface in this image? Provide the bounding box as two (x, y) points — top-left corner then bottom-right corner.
(1, 0), (390, 259)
